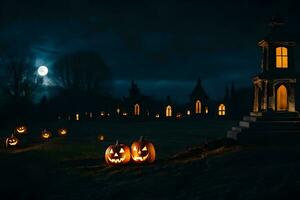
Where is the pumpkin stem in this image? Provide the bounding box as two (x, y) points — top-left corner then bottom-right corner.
(115, 140), (119, 145)
(139, 136), (144, 141)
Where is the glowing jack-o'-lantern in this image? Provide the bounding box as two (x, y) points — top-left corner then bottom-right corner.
(6, 134), (19, 147)
(41, 129), (52, 140)
(15, 125), (27, 134)
(131, 136), (156, 164)
(58, 128), (67, 136)
(105, 140), (131, 165)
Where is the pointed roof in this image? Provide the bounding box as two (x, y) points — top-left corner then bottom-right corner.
(129, 80), (141, 98)
(190, 78), (209, 101)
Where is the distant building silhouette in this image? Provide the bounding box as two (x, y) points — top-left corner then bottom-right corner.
(189, 78), (210, 116)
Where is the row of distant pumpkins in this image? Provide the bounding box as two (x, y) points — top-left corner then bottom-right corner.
(5, 126), (156, 166)
(105, 136), (156, 165)
(5, 125), (68, 148)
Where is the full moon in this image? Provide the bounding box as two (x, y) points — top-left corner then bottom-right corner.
(38, 66), (48, 76)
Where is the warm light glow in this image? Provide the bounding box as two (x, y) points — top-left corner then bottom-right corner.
(218, 104), (226, 116)
(105, 143), (131, 165)
(176, 113), (182, 119)
(195, 100), (201, 114)
(37, 66), (48, 76)
(15, 126), (27, 134)
(134, 104), (140, 116)
(6, 134), (19, 147)
(117, 108), (120, 114)
(98, 134), (105, 141)
(155, 113), (160, 118)
(123, 112), (128, 116)
(277, 85), (288, 111)
(187, 110), (190, 116)
(100, 111), (105, 116)
(205, 106), (209, 114)
(276, 47), (288, 68)
(41, 130), (52, 139)
(76, 113), (79, 121)
(166, 105), (172, 117)
(58, 128), (67, 136)
(130, 138), (156, 163)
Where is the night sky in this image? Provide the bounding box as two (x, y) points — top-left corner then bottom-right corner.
(1, 0), (300, 103)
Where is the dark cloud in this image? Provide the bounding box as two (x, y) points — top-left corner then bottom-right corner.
(0, 0), (299, 102)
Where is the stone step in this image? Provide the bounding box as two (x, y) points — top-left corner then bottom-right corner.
(243, 116), (257, 122)
(232, 126), (242, 132)
(250, 112), (262, 117)
(239, 121), (250, 128)
(250, 112), (300, 121)
(227, 130), (240, 140)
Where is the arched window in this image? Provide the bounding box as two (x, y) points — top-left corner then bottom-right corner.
(166, 105), (172, 117)
(195, 100), (201, 114)
(277, 85), (288, 111)
(134, 104), (140, 116)
(218, 104), (226, 116)
(276, 47), (288, 68)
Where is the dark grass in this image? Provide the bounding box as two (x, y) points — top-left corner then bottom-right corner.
(1, 119), (300, 199)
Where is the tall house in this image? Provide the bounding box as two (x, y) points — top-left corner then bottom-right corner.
(253, 16), (298, 114)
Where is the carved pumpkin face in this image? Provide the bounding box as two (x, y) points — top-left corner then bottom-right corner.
(58, 128), (67, 136)
(6, 134), (19, 147)
(105, 141), (131, 165)
(41, 130), (52, 140)
(15, 126), (27, 134)
(131, 136), (156, 163)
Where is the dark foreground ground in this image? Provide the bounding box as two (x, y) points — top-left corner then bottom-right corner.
(1, 120), (300, 200)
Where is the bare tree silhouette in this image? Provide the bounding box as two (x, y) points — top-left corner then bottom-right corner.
(0, 54), (42, 101)
(53, 51), (112, 95)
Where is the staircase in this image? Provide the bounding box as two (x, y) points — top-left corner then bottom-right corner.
(227, 112), (300, 145)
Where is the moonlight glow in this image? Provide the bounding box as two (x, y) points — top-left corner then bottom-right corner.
(38, 66), (48, 76)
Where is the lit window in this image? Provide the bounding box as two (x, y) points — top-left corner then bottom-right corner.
(195, 100), (201, 114)
(134, 104), (140, 116)
(218, 104), (225, 116)
(166, 105), (172, 117)
(276, 47), (288, 68)
(76, 113), (80, 121)
(205, 106), (208, 114)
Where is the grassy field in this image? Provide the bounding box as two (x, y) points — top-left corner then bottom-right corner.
(1, 119), (300, 199)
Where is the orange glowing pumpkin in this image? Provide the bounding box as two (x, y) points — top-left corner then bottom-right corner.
(131, 136), (156, 164)
(105, 140), (131, 165)
(5, 134), (19, 147)
(58, 128), (67, 136)
(41, 129), (52, 140)
(15, 125), (27, 134)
